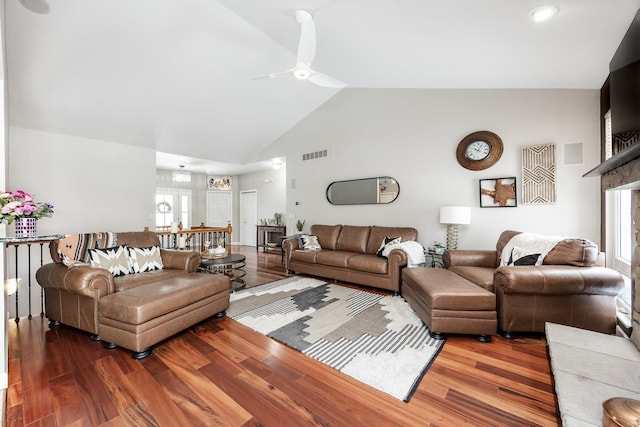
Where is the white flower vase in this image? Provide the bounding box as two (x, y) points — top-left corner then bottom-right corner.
(15, 218), (36, 237)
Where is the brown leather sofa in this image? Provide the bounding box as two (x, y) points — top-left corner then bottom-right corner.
(443, 230), (625, 337)
(36, 231), (230, 358)
(283, 224), (418, 292)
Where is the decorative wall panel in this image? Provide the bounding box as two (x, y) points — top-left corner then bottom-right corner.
(522, 143), (556, 204)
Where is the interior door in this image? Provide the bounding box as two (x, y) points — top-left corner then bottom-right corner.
(240, 190), (257, 247)
(207, 191), (232, 228)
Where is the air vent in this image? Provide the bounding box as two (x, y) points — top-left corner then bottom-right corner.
(302, 150), (328, 161)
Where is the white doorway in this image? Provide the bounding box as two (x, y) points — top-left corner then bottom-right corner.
(206, 191), (232, 228)
(156, 188), (192, 229)
(240, 190), (257, 247)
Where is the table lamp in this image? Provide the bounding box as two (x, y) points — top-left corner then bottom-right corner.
(439, 206), (471, 250)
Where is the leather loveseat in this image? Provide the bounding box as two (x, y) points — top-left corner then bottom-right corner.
(36, 231), (230, 358)
(283, 224), (419, 292)
(443, 230), (625, 337)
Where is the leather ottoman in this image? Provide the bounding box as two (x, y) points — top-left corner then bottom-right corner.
(98, 273), (230, 358)
(402, 268), (497, 342)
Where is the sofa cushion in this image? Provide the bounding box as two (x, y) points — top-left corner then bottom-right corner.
(113, 231), (161, 249)
(336, 225), (371, 253)
(497, 230), (599, 267)
(366, 226), (418, 255)
(291, 249), (319, 264)
(544, 238), (599, 267)
(496, 230), (522, 263)
(88, 245), (132, 277)
(310, 225), (342, 251)
(348, 254), (389, 274)
(113, 268), (188, 292)
(316, 250), (358, 268)
(100, 273), (228, 325)
(447, 266), (496, 292)
(128, 246), (164, 273)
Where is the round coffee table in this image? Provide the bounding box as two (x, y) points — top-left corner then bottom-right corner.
(199, 253), (246, 291)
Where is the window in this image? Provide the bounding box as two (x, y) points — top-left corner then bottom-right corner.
(156, 189), (192, 230)
(606, 109), (633, 329)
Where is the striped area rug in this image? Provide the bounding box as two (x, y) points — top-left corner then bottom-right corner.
(226, 277), (445, 401)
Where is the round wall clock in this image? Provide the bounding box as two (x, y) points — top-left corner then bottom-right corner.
(455, 130), (504, 171)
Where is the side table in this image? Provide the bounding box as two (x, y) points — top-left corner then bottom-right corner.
(424, 250), (444, 268)
(199, 253), (246, 291)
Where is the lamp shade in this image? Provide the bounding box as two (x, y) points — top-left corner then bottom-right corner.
(440, 206), (471, 225)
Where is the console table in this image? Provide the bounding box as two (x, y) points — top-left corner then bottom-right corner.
(256, 225), (286, 253)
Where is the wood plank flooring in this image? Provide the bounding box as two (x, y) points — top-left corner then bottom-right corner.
(6, 246), (561, 426)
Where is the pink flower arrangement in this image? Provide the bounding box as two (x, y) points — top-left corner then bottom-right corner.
(0, 190), (54, 224)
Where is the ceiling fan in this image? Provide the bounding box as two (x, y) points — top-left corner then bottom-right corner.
(254, 10), (346, 88)
(18, 0), (51, 14)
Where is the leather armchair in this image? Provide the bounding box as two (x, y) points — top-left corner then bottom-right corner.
(444, 230), (625, 336)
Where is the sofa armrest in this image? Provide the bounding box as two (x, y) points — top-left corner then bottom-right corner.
(282, 238), (300, 270)
(387, 248), (409, 292)
(160, 249), (200, 272)
(494, 265), (625, 296)
(444, 250), (498, 268)
(36, 263), (114, 298)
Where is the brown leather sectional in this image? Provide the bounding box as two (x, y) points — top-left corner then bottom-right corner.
(441, 230), (625, 337)
(283, 224), (418, 292)
(36, 231), (230, 359)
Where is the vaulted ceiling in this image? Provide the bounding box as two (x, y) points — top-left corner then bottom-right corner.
(6, 0), (640, 174)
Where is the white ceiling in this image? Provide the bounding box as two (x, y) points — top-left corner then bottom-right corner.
(6, 0), (640, 175)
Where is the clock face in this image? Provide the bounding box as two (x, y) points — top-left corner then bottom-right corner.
(455, 131), (504, 171)
(465, 140), (491, 161)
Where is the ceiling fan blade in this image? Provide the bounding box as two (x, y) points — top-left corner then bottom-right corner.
(309, 71), (346, 88)
(251, 70), (292, 80)
(18, 0), (50, 14)
(295, 10), (316, 65)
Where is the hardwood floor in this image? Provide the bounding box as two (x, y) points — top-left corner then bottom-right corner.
(6, 246), (561, 426)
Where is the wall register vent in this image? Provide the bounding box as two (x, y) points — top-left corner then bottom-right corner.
(302, 150), (328, 161)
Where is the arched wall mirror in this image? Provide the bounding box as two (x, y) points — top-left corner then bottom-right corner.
(326, 177), (400, 205)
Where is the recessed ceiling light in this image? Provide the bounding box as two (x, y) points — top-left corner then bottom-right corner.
(530, 5), (559, 22)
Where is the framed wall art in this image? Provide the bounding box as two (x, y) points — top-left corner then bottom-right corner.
(207, 176), (232, 191)
(479, 177), (517, 208)
(522, 143), (556, 204)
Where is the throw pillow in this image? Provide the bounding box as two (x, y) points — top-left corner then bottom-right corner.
(88, 245), (132, 277)
(507, 246), (540, 266)
(376, 236), (402, 257)
(128, 246), (164, 273)
(300, 234), (322, 251)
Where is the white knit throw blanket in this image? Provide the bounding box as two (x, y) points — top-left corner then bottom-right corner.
(382, 241), (426, 267)
(499, 232), (564, 266)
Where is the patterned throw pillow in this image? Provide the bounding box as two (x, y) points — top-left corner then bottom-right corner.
(300, 234), (322, 251)
(507, 246), (541, 266)
(128, 246), (164, 273)
(57, 232), (117, 267)
(376, 236), (402, 257)
(88, 245), (132, 277)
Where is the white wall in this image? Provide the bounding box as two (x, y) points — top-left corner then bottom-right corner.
(259, 89), (602, 250)
(237, 166), (287, 226)
(9, 127), (156, 235)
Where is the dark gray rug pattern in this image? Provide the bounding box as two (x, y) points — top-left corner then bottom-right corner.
(227, 277), (445, 401)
